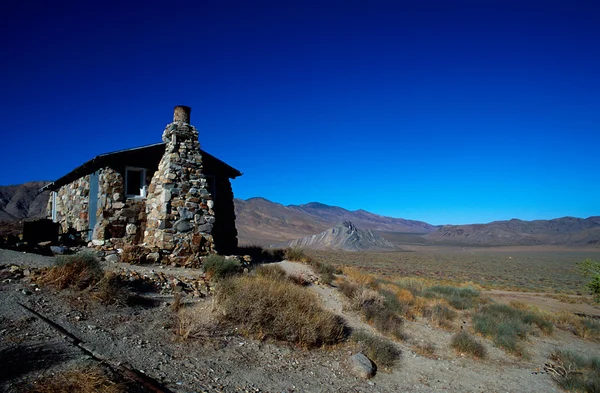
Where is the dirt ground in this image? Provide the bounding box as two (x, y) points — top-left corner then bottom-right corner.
(1, 249), (599, 392)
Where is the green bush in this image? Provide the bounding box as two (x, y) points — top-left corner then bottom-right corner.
(473, 303), (553, 356)
(451, 331), (487, 359)
(351, 330), (401, 368)
(203, 255), (241, 280)
(578, 259), (600, 302)
(423, 285), (480, 310)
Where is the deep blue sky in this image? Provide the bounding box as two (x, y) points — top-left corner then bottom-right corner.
(1, 0), (598, 225)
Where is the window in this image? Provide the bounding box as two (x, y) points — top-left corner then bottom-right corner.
(125, 167), (147, 197)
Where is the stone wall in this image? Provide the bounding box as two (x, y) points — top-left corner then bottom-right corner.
(49, 175), (90, 234)
(92, 167), (147, 248)
(144, 111), (216, 266)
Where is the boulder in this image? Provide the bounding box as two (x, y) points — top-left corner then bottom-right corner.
(349, 353), (375, 379)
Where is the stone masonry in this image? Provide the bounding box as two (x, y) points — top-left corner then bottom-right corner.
(49, 175), (90, 234)
(144, 106), (216, 266)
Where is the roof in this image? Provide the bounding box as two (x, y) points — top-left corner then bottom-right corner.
(41, 142), (242, 192)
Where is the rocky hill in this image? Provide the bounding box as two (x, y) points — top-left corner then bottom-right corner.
(234, 197), (435, 245)
(426, 216), (600, 246)
(278, 221), (396, 251)
(0, 182), (50, 222)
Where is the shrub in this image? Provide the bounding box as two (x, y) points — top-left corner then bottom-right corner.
(216, 275), (346, 347)
(316, 262), (337, 285)
(203, 255), (241, 280)
(451, 331), (487, 359)
(578, 259), (600, 302)
(553, 312), (600, 340)
(351, 330), (401, 368)
(350, 287), (406, 340)
(255, 264), (288, 281)
(339, 279), (360, 299)
(547, 350), (600, 392)
(41, 252), (103, 290)
(473, 303), (553, 356)
(93, 272), (130, 306)
(423, 302), (457, 328)
(423, 285), (480, 310)
(284, 247), (313, 263)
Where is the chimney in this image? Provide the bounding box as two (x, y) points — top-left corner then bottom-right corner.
(173, 105), (191, 123)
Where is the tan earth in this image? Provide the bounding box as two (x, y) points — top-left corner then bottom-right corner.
(1, 250), (599, 392)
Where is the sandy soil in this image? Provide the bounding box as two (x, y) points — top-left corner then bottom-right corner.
(1, 250), (599, 392)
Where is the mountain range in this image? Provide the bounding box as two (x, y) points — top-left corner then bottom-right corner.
(0, 182), (50, 222)
(233, 197), (435, 245)
(1, 182), (598, 247)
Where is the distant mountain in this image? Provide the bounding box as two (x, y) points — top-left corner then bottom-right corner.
(279, 221), (395, 251)
(234, 197), (435, 245)
(288, 202), (437, 233)
(426, 217), (600, 246)
(0, 182), (50, 222)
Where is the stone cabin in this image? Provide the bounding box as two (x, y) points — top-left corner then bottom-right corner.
(42, 106), (241, 265)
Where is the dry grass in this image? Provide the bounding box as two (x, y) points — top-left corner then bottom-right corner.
(285, 248), (339, 285)
(553, 312), (600, 340)
(18, 365), (125, 393)
(92, 272), (130, 306)
(343, 266), (378, 287)
(310, 248), (598, 294)
(40, 252), (103, 290)
(255, 264), (288, 281)
(216, 274), (346, 347)
(546, 350), (600, 392)
(176, 306), (201, 341)
(423, 301), (457, 328)
(451, 331), (487, 359)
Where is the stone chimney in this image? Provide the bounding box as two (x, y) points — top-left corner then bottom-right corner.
(144, 106), (215, 265)
(173, 105), (191, 123)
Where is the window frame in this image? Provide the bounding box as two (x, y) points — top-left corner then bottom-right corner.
(124, 166), (147, 198)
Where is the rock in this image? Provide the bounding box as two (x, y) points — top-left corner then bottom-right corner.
(146, 252), (161, 263)
(105, 254), (120, 263)
(38, 241), (52, 247)
(50, 246), (69, 255)
(92, 239), (105, 246)
(173, 219), (193, 233)
(207, 200), (214, 209)
(349, 353), (375, 379)
(126, 223), (137, 235)
(197, 223), (213, 233)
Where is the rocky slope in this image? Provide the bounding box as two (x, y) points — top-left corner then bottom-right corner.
(427, 216), (600, 246)
(234, 197), (435, 245)
(0, 182), (50, 222)
(279, 221), (396, 251)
